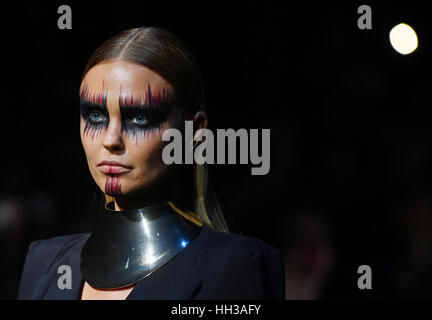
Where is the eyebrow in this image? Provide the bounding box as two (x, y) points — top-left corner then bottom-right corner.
(80, 101), (108, 113)
(119, 84), (173, 109)
(79, 81), (108, 107)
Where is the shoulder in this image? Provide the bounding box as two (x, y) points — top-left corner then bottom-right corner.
(18, 233), (90, 299)
(197, 225), (285, 299)
(24, 233), (90, 270)
(27, 233), (90, 256)
(202, 224), (282, 259)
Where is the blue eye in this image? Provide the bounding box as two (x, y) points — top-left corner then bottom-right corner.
(131, 113), (149, 126)
(89, 111), (106, 123)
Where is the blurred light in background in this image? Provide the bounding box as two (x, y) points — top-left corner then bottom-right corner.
(389, 23), (418, 55)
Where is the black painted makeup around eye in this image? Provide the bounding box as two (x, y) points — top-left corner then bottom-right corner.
(80, 102), (169, 141)
(79, 84), (174, 141)
(79, 82), (110, 140)
(80, 101), (109, 139)
(117, 86), (174, 140)
(119, 105), (168, 140)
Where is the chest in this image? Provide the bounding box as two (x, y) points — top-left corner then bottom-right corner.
(80, 281), (135, 300)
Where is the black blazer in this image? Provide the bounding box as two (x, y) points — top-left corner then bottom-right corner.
(18, 223), (285, 300)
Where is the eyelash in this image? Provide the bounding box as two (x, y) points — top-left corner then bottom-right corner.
(122, 108), (165, 126)
(121, 108), (167, 139)
(88, 110), (108, 125)
(80, 105), (167, 139)
(80, 104), (107, 122)
(80, 104), (108, 139)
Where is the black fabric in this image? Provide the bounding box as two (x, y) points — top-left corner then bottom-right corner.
(17, 224), (285, 300)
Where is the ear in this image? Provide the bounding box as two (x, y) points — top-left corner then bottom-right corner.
(192, 111), (208, 147)
(193, 111), (208, 129)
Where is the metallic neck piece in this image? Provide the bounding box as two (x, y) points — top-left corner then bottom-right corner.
(80, 201), (203, 289)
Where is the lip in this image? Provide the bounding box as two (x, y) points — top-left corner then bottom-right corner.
(98, 160), (132, 175)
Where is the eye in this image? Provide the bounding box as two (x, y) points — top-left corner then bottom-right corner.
(130, 113), (149, 126)
(89, 110), (106, 123)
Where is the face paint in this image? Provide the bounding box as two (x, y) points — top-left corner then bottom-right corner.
(119, 84), (174, 142)
(105, 175), (122, 196)
(80, 81), (109, 140)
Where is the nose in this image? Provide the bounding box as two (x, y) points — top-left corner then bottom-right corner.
(103, 119), (125, 152)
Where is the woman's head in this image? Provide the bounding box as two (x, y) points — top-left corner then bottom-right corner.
(79, 27), (230, 232)
(80, 60), (188, 207)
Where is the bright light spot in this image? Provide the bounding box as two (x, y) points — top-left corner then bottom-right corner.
(141, 247), (157, 265)
(389, 23), (418, 55)
(141, 219), (150, 236)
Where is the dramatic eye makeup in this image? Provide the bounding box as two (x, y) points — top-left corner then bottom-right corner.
(79, 82), (109, 140)
(79, 81), (174, 142)
(119, 84), (174, 141)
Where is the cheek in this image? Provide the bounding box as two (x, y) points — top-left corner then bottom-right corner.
(80, 118), (103, 148)
(129, 135), (166, 170)
(80, 131), (93, 161)
(80, 119), (91, 149)
(80, 123), (101, 170)
(126, 129), (176, 183)
(130, 116), (180, 162)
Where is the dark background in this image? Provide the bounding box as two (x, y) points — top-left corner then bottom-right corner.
(1, 1), (431, 299)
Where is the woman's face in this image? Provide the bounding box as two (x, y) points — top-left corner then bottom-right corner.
(80, 60), (184, 206)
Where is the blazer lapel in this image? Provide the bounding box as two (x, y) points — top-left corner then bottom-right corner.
(41, 234), (89, 300)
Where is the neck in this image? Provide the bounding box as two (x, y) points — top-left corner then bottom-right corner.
(111, 169), (195, 212)
(113, 192), (175, 211)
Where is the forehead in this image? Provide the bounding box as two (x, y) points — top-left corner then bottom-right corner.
(80, 60), (173, 94)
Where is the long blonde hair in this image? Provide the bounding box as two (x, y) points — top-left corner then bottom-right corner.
(82, 26), (232, 233)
